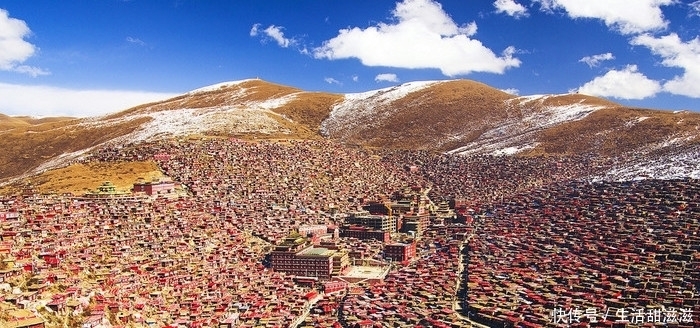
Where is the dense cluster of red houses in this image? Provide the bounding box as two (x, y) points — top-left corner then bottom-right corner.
(0, 137), (698, 327)
(337, 225), (471, 327)
(460, 178), (700, 327)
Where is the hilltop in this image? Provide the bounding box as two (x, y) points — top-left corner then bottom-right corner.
(1, 78), (699, 187)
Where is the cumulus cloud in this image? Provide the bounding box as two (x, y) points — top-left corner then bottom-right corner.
(576, 65), (661, 99)
(0, 83), (178, 117)
(534, 0), (674, 34)
(375, 73), (399, 82)
(579, 52), (615, 67)
(312, 0), (520, 76)
(632, 33), (700, 97)
(0, 9), (49, 76)
(263, 25), (293, 48)
(494, 0), (528, 18)
(500, 88), (520, 95)
(249, 24), (260, 36)
(250, 23), (295, 48)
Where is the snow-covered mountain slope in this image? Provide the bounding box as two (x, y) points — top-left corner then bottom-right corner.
(593, 143), (700, 181)
(320, 80), (443, 139)
(101, 79), (301, 139)
(87, 79), (340, 144)
(448, 94), (613, 155)
(321, 79), (517, 150)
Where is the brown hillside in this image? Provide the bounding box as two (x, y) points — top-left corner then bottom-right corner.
(331, 80), (516, 151)
(0, 114), (75, 131)
(537, 93), (618, 108)
(103, 79), (332, 141)
(0, 80), (341, 185)
(0, 160), (163, 195)
(0, 116), (151, 182)
(2, 78), (699, 188)
(529, 107), (700, 156)
(112, 79), (303, 117)
(272, 92), (343, 132)
(15, 116), (77, 125)
(0, 114), (32, 130)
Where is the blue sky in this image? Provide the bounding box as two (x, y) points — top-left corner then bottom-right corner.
(0, 0), (699, 117)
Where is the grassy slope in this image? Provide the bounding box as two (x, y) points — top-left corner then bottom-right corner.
(0, 160), (163, 195)
(0, 116), (151, 182)
(529, 107), (700, 156)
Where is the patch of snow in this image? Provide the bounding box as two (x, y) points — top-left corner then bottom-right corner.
(449, 96), (606, 156)
(247, 93), (299, 110)
(655, 135), (696, 148)
(448, 129), (538, 155)
(593, 149), (700, 181)
(588, 133), (700, 182)
(81, 88), (300, 145)
(511, 94), (552, 104)
(625, 116), (650, 128)
(0, 147), (96, 187)
(34, 148), (94, 173)
(113, 107), (289, 143)
(491, 143), (537, 156)
(187, 79), (258, 94)
(662, 137), (682, 148)
(506, 95), (606, 131)
(522, 102), (602, 130)
(321, 80), (445, 137)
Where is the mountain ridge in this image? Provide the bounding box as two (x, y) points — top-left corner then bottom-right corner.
(1, 78), (699, 185)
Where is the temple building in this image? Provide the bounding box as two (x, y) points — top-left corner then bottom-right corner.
(343, 211), (396, 233)
(269, 234), (349, 280)
(132, 177), (177, 197)
(384, 241), (416, 263)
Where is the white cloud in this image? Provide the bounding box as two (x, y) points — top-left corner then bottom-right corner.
(534, 0), (674, 34)
(375, 73), (399, 82)
(312, 0), (520, 76)
(500, 88), (520, 95)
(579, 52), (615, 67)
(632, 33), (700, 97)
(0, 83), (178, 117)
(691, 1), (700, 17)
(460, 22), (478, 36)
(324, 77), (341, 85)
(263, 25), (293, 48)
(352, 75), (359, 82)
(250, 23), (295, 48)
(494, 0), (528, 18)
(12, 65), (50, 77)
(249, 23), (260, 36)
(0, 9), (49, 77)
(577, 65), (661, 99)
(126, 36), (146, 46)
